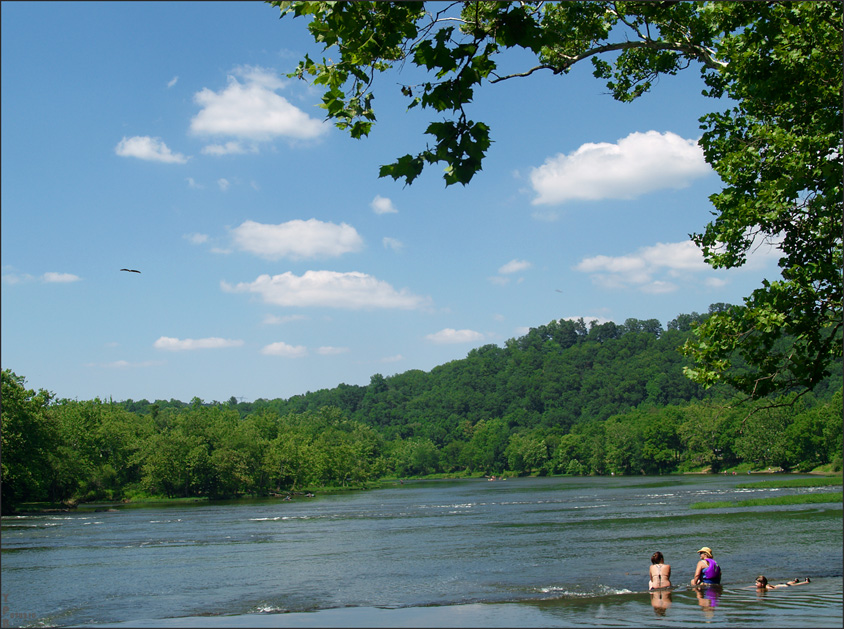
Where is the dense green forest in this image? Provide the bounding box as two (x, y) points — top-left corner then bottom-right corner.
(3, 309), (841, 514)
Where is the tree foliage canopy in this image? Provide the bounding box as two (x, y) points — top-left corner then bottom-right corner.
(271, 1), (842, 399)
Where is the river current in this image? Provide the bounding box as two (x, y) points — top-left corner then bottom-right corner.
(2, 474), (841, 627)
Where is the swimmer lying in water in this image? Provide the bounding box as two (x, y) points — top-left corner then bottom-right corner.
(755, 576), (811, 590)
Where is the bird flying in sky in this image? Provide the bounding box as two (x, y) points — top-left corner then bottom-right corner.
(120, 268), (141, 273)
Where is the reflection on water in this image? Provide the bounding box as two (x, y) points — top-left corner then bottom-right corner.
(649, 589), (672, 616)
(1, 475), (841, 628)
(693, 584), (722, 620)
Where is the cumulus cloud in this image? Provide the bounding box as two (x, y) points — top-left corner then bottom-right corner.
(371, 195), (398, 214)
(154, 336), (244, 351)
(261, 341), (307, 357)
(221, 270), (429, 310)
(230, 219), (364, 261)
(115, 136), (188, 164)
(42, 272), (81, 283)
(498, 259), (532, 274)
(190, 65), (327, 142)
(530, 131), (711, 205)
(425, 328), (485, 344)
(576, 240), (719, 293)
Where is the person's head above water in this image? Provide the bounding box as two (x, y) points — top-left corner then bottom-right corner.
(697, 547), (713, 558)
(651, 551), (664, 564)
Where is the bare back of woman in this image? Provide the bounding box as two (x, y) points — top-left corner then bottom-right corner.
(649, 551), (672, 590)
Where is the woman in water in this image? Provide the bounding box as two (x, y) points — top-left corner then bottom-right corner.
(691, 546), (721, 585)
(648, 551), (671, 590)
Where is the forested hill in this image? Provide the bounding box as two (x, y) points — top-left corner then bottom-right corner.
(119, 308), (841, 446)
(268, 315), (712, 442)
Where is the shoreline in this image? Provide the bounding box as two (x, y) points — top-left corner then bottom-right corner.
(6, 470), (841, 516)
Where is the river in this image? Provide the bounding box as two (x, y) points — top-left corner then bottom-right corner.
(1, 474), (841, 627)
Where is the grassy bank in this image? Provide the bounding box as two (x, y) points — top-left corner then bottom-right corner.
(735, 477), (842, 489)
(691, 491), (843, 509)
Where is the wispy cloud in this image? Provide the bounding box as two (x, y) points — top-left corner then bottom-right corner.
(154, 336), (244, 351)
(317, 346), (349, 356)
(383, 237), (403, 252)
(190, 65), (327, 143)
(498, 259), (531, 274)
(425, 328), (485, 344)
(230, 219), (364, 261)
(371, 194), (398, 214)
(167, 76), (179, 88)
(263, 313), (307, 325)
(201, 141), (257, 156)
(42, 272), (81, 283)
(1, 269), (34, 285)
(222, 270), (429, 310)
(261, 341), (307, 357)
(115, 136), (188, 164)
(184, 233), (209, 245)
(85, 359), (166, 369)
(217, 178), (230, 191)
(530, 130), (711, 206)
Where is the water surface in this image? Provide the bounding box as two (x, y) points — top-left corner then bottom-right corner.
(2, 475), (841, 627)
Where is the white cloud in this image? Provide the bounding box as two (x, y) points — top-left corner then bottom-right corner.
(190, 65), (327, 142)
(217, 178), (230, 191)
(201, 141), (257, 156)
(383, 237), (403, 252)
(222, 270), (429, 310)
(115, 136), (188, 164)
(1, 271), (34, 285)
(154, 336), (244, 351)
(184, 233), (209, 245)
(261, 341), (307, 357)
(371, 195), (398, 214)
(186, 177), (203, 189)
(530, 130), (711, 205)
(575, 240), (733, 293)
(42, 272), (81, 283)
(317, 346), (349, 356)
(425, 328), (485, 344)
(380, 354), (404, 363)
(498, 259), (531, 274)
(167, 76), (179, 88)
(230, 219), (364, 261)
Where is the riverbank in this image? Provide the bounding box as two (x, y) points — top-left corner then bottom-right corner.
(8, 468), (840, 516)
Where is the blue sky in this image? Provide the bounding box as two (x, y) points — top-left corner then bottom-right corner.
(1, 2), (782, 404)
